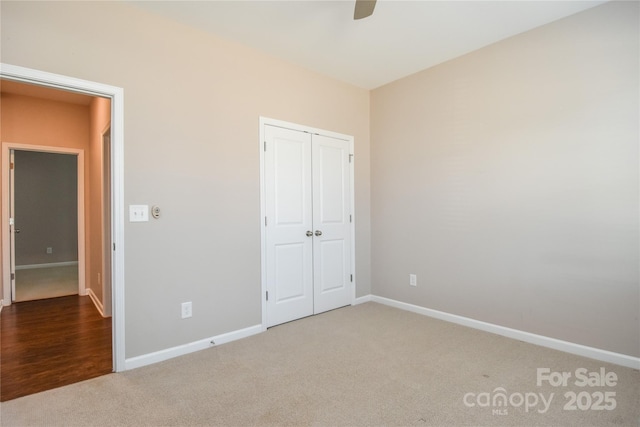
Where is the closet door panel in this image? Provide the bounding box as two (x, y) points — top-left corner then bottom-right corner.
(264, 125), (314, 327)
(312, 134), (352, 314)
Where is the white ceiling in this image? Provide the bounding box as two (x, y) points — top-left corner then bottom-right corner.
(130, 0), (608, 89)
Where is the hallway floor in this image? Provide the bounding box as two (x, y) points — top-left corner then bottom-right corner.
(14, 264), (79, 302)
(0, 295), (112, 401)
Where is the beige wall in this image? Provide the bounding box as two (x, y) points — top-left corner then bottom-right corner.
(371, 1), (638, 357)
(3, 0), (634, 362)
(0, 1), (371, 358)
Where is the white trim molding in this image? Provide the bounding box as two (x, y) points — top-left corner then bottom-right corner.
(353, 295), (372, 305)
(125, 324), (263, 371)
(15, 261), (79, 270)
(370, 295), (640, 370)
(87, 288), (106, 317)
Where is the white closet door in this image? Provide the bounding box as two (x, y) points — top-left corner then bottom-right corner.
(264, 124), (352, 327)
(264, 125), (314, 327)
(312, 134), (352, 314)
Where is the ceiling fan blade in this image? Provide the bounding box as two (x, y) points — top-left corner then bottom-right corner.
(354, 0), (376, 20)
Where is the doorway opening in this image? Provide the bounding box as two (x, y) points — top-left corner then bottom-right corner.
(10, 149), (83, 302)
(0, 63), (125, 375)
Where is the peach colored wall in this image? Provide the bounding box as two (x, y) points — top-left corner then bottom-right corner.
(0, 93), (92, 294)
(1, 93), (90, 149)
(88, 97), (111, 305)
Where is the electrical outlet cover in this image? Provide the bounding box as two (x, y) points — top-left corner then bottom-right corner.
(181, 302), (193, 319)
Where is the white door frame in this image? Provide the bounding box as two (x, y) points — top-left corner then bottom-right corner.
(9, 149), (15, 300)
(4, 145), (86, 299)
(101, 124), (112, 317)
(0, 63), (126, 372)
(259, 116), (356, 330)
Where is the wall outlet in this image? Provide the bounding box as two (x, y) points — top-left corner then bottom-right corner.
(409, 274), (417, 287)
(46, 247), (53, 254)
(181, 301), (193, 319)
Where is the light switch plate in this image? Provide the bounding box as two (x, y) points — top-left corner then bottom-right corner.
(129, 205), (149, 222)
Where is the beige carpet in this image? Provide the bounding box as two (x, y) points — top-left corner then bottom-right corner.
(0, 302), (638, 426)
(14, 265), (78, 302)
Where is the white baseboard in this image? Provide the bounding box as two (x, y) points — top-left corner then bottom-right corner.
(15, 261), (79, 270)
(86, 288), (105, 317)
(124, 324), (263, 371)
(370, 295), (640, 370)
(353, 295), (372, 305)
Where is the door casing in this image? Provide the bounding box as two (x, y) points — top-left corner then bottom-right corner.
(0, 63), (125, 372)
(259, 116), (356, 330)
(101, 125), (112, 317)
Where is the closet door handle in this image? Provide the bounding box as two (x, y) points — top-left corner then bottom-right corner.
(306, 231), (313, 237)
(314, 230), (322, 236)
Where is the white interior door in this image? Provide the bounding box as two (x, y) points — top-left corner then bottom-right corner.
(264, 125), (314, 327)
(312, 134), (352, 314)
(264, 124), (352, 327)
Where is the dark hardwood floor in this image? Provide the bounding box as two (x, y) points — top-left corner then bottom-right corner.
(1, 295), (112, 401)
